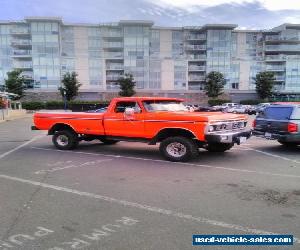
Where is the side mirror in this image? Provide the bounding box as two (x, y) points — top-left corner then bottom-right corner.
(124, 107), (135, 119)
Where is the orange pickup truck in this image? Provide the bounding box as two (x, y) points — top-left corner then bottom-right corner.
(32, 97), (251, 162)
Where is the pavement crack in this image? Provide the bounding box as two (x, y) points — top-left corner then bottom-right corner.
(1, 172), (50, 240)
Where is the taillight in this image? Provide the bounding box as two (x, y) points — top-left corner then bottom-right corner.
(288, 123), (298, 133)
(252, 120), (256, 128)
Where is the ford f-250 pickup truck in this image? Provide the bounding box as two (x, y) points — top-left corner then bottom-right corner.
(32, 97), (252, 162)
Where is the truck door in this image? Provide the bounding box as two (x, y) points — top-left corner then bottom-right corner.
(104, 101), (144, 137)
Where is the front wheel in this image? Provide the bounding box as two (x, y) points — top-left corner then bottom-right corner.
(52, 130), (79, 150)
(159, 136), (198, 162)
(206, 143), (233, 152)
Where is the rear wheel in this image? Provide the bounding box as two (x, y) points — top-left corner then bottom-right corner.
(206, 143), (233, 152)
(99, 138), (119, 145)
(52, 130), (78, 150)
(159, 136), (198, 162)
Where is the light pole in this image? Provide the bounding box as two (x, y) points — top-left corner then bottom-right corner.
(63, 89), (67, 111)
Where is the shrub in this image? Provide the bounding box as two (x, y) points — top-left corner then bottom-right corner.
(45, 101), (64, 109)
(22, 101), (45, 110)
(239, 99), (263, 105)
(208, 99), (231, 106)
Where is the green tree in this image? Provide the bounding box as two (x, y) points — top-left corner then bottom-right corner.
(117, 73), (136, 97)
(4, 69), (26, 100)
(204, 71), (226, 98)
(255, 71), (275, 100)
(59, 72), (81, 101)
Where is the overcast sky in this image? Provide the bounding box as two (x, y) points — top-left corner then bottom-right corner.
(1, 0), (300, 29)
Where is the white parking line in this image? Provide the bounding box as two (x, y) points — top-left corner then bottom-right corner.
(242, 146), (300, 166)
(0, 135), (44, 160)
(34, 159), (113, 174)
(31, 147), (300, 179)
(0, 173), (298, 244)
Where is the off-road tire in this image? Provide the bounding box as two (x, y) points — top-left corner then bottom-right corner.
(159, 136), (198, 162)
(52, 130), (79, 150)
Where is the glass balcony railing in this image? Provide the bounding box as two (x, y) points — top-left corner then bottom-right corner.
(106, 64), (124, 70)
(265, 55), (286, 61)
(185, 34), (206, 40)
(265, 45), (300, 51)
(104, 52), (123, 59)
(12, 50), (32, 57)
(274, 76), (285, 81)
(103, 42), (123, 48)
(13, 62), (33, 69)
(11, 40), (32, 46)
(265, 66), (285, 71)
(185, 45), (206, 50)
(187, 54), (206, 60)
(106, 75), (123, 80)
(188, 75), (206, 81)
(102, 31), (123, 38)
(10, 28), (30, 35)
(265, 35), (300, 42)
(188, 65), (206, 71)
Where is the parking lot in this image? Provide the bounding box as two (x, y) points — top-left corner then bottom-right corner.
(0, 116), (300, 250)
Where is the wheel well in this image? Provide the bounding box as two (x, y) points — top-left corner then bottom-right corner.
(151, 128), (196, 144)
(48, 123), (76, 135)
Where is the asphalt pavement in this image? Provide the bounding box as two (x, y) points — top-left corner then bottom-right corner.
(0, 116), (300, 250)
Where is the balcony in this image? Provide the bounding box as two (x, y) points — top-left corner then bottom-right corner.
(185, 34), (206, 40)
(13, 62), (33, 69)
(106, 64), (124, 70)
(265, 35), (300, 42)
(21, 72), (33, 80)
(185, 45), (206, 51)
(106, 74), (123, 81)
(265, 66), (285, 71)
(265, 45), (300, 52)
(103, 42), (123, 49)
(188, 65), (206, 71)
(104, 52), (123, 60)
(11, 50), (32, 58)
(274, 76), (285, 81)
(188, 75), (206, 81)
(102, 31), (123, 38)
(187, 54), (206, 61)
(11, 40), (32, 47)
(10, 28), (30, 36)
(265, 55), (286, 61)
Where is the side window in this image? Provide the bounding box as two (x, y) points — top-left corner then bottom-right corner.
(114, 102), (141, 113)
(291, 107), (300, 119)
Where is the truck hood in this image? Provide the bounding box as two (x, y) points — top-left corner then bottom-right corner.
(147, 111), (247, 123)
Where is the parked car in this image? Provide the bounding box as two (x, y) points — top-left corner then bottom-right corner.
(212, 103), (239, 112)
(194, 106), (219, 112)
(227, 105), (247, 114)
(256, 103), (271, 113)
(253, 104), (300, 147)
(32, 97), (251, 162)
(245, 105), (257, 115)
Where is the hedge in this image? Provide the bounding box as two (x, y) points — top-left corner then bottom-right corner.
(239, 99), (264, 105)
(22, 100), (110, 110)
(208, 99), (231, 106)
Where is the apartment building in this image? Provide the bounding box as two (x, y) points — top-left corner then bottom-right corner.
(0, 17), (300, 99)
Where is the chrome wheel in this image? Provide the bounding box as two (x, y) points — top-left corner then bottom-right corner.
(56, 134), (69, 147)
(166, 142), (187, 158)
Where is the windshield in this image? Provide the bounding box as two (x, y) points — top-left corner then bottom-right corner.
(258, 107), (293, 120)
(143, 100), (188, 112)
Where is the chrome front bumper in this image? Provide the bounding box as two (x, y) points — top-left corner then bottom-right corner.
(205, 129), (252, 144)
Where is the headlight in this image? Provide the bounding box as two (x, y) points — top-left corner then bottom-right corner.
(208, 125), (214, 132)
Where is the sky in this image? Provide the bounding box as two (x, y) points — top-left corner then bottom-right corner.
(1, 0), (300, 29)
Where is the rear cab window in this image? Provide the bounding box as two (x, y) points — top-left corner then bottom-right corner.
(258, 106), (294, 120)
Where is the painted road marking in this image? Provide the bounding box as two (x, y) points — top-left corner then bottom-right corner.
(242, 146), (300, 166)
(34, 159), (113, 174)
(0, 173), (299, 244)
(0, 135), (44, 160)
(31, 147), (300, 179)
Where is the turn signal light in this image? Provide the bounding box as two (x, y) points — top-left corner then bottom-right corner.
(288, 123), (298, 133)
